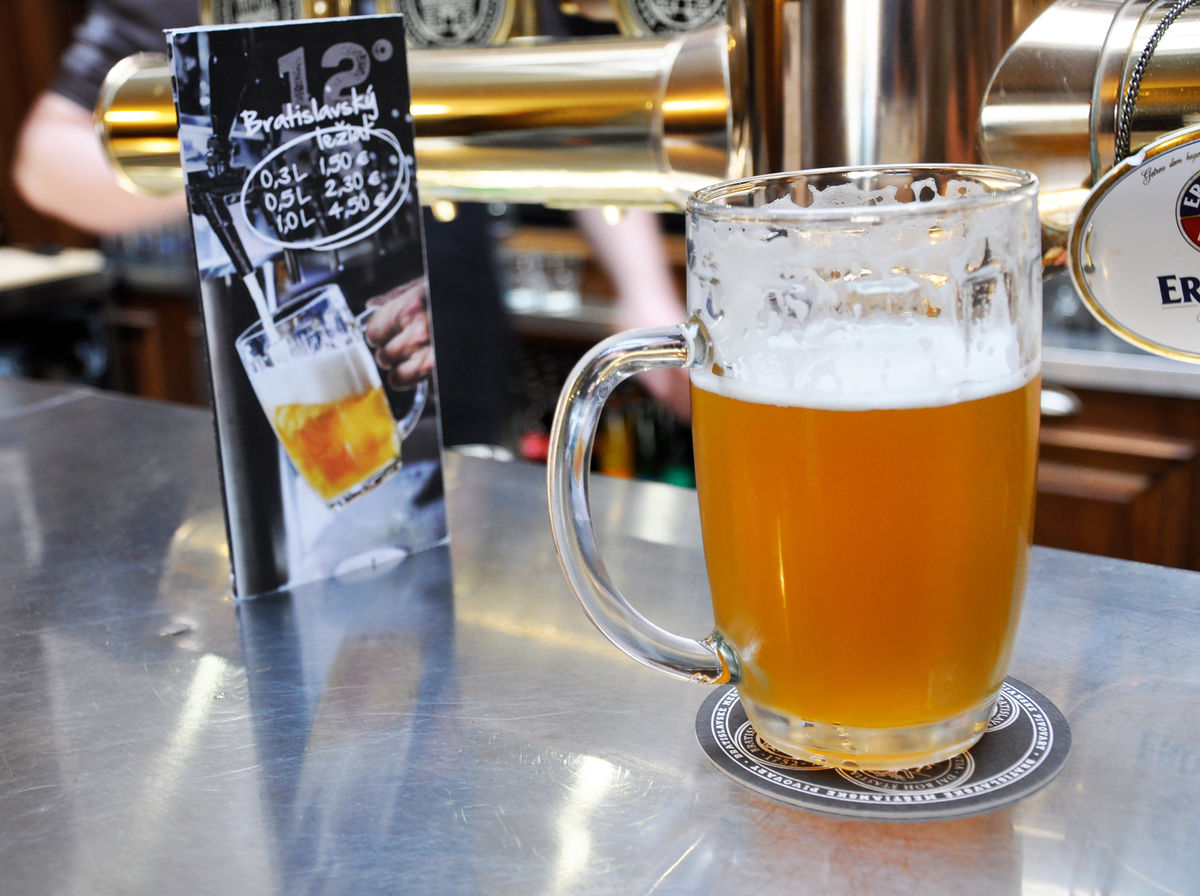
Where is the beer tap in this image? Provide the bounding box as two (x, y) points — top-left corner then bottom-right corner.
(189, 130), (257, 280)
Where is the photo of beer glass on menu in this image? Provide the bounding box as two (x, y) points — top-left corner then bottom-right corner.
(236, 283), (427, 509)
(549, 166), (1042, 771)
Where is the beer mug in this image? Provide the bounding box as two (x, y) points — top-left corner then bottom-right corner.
(236, 283), (427, 508)
(548, 166), (1041, 771)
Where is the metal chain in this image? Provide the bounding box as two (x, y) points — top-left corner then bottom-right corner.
(1114, 0), (1200, 164)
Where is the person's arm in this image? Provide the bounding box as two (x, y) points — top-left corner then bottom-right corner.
(574, 207), (691, 418)
(13, 91), (188, 235)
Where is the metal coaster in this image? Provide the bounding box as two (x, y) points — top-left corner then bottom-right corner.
(696, 678), (1070, 821)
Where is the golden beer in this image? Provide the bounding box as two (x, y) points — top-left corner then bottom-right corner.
(246, 333), (402, 506)
(237, 284), (425, 510)
(690, 373), (1040, 764)
(272, 383), (400, 504)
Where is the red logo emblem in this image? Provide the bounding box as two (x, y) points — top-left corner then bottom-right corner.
(1177, 171), (1200, 251)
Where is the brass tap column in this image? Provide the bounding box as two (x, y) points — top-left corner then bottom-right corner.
(407, 26), (736, 208)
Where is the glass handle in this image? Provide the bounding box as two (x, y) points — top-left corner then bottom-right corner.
(547, 322), (734, 684)
(396, 379), (428, 440)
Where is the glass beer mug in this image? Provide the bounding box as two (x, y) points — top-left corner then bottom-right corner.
(548, 166), (1041, 771)
(236, 283), (427, 508)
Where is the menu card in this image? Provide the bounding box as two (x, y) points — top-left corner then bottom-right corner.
(167, 15), (447, 599)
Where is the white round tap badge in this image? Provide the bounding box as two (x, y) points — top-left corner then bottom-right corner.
(1071, 125), (1200, 363)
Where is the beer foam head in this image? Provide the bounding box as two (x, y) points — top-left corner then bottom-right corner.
(686, 167), (1041, 409)
(247, 341), (382, 410)
(691, 318), (1033, 409)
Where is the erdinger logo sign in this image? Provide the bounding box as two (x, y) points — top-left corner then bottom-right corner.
(1154, 169), (1200, 306)
(1070, 125), (1200, 362)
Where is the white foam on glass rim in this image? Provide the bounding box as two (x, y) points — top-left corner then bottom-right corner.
(689, 176), (1038, 410)
(751, 178), (988, 214)
(691, 319), (1035, 411)
(247, 341), (382, 410)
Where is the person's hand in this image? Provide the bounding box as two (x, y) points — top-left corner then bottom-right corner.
(362, 278), (434, 390)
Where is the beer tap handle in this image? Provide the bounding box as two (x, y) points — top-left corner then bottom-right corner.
(190, 186), (255, 279)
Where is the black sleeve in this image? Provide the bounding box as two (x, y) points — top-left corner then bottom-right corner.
(51, 0), (199, 109)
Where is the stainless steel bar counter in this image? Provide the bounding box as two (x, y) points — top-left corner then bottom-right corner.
(2, 377), (1199, 895)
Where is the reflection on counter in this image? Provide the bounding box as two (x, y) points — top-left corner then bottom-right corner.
(237, 546), (464, 889)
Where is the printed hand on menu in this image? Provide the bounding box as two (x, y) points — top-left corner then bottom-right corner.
(363, 278), (435, 390)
